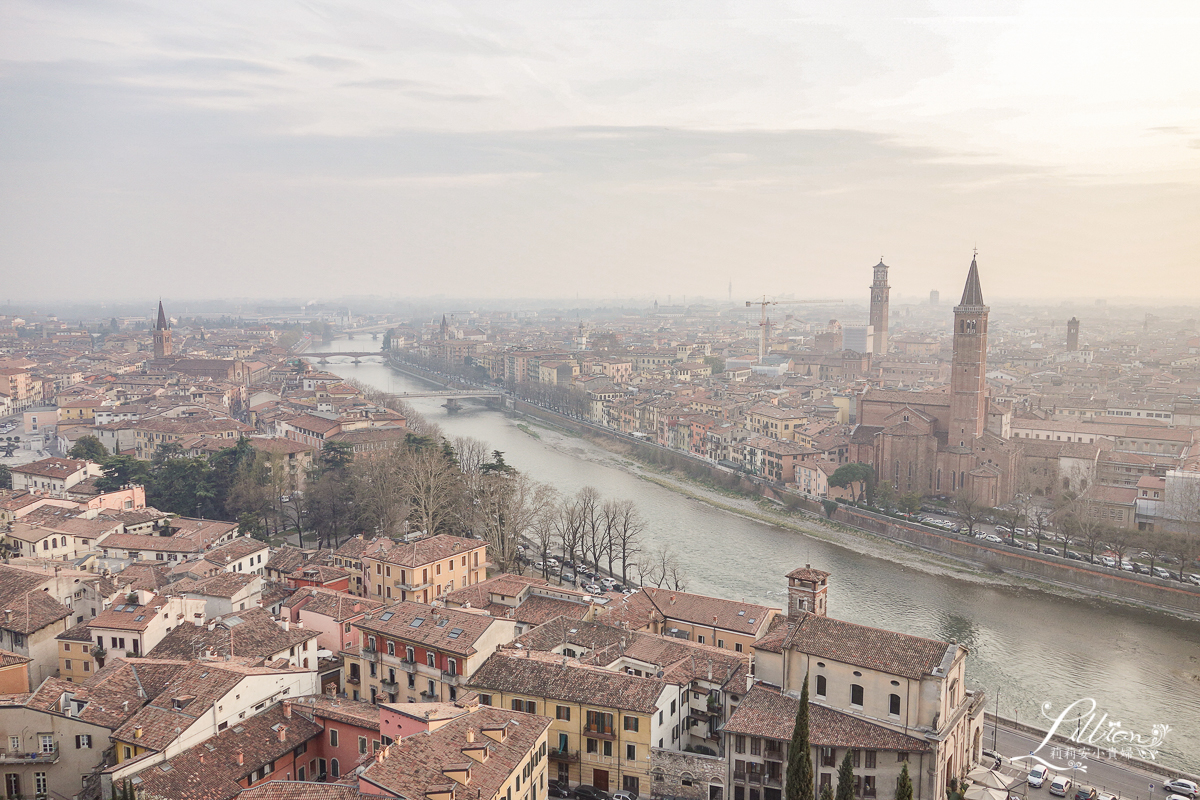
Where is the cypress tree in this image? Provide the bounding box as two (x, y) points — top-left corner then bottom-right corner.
(821, 786), (834, 800)
(785, 673), (815, 800)
(895, 763), (913, 800)
(836, 750), (856, 800)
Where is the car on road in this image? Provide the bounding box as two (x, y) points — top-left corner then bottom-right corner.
(1120, 561), (1135, 572)
(574, 786), (611, 800)
(548, 781), (572, 798)
(534, 561), (546, 570)
(1025, 543), (1040, 552)
(1153, 567), (1173, 579)
(1042, 547), (1059, 556)
(612, 792), (639, 800)
(1099, 556), (1117, 568)
(583, 583), (602, 595)
(985, 534), (1004, 544)
(1135, 563), (1151, 575)
(1073, 787), (1096, 800)
(1164, 780), (1198, 798)
(1188, 574), (1200, 587)
(600, 576), (617, 588)
(1027, 766), (1050, 788)
(1065, 551), (1083, 561)
(1049, 777), (1072, 797)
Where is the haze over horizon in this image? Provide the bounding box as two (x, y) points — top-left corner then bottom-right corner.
(2, 1), (1198, 303)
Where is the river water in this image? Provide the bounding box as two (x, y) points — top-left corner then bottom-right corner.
(308, 342), (1200, 771)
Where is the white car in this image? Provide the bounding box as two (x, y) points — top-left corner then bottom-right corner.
(600, 576), (617, 588)
(985, 534), (1004, 544)
(583, 583), (602, 595)
(1164, 780), (1198, 799)
(1027, 766), (1050, 788)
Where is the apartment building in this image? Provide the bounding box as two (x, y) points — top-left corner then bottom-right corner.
(361, 534), (487, 603)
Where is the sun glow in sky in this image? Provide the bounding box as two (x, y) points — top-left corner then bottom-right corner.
(1, 1), (1198, 303)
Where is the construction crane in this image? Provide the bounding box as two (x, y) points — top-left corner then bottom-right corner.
(745, 296), (839, 362)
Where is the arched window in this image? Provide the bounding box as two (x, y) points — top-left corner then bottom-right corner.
(850, 684), (864, 707)
(386, 641), (395, 657)
(331, 758), (340, 778)
(889, 694), (901, 716)
(43, 540), (50, 550)
(816, 675), (827, 698)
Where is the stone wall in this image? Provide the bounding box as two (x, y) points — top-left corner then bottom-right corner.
(650, 748), (727, 800)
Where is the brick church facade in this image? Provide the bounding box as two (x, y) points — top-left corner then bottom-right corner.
(851, 255), (1022, 506)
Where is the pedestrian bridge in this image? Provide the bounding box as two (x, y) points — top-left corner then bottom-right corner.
(387, 390), (504, 400)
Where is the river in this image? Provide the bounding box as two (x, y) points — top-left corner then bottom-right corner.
(307, 341), (1200, 772)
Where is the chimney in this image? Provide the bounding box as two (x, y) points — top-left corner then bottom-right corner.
(670, 595), (676, 605)
(277, 725), (287, 742)
(466, 729), (475, 743)
(134, 726), (142, 739)
(198, 754), (204, 764)
(283, 703), (292, 719)
(237, 751), (244, 765)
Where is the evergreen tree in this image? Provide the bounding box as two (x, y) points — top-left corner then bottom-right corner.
(68, 435), (108, 461)
(895, 763), (913, 800)
(820, 786), (834, 800)
(786, 673), (815, 800)
(835, 751), (856, 800)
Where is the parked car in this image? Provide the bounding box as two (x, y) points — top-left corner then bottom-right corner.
(1049, 777), (1072, 797)
(1074, 787), (1097, 800)
(1164, 779), (1198, 799)
(1188, 574), (1200, 587)
(985, 534), (1004, 544)
(613, 792), (639, 800)
(1065, 551), (1083, 561)
(575, 786), (612, 800)
(1135, 563), (1151, 575)
(1027, 766), (1050, 788)
(600, 576), (617, 588)
(583, 583), (602, 595)
(1153, 567), (1173, 579)
(1043, 547), (1060, 556)
(1120, 561), (1135, 572)
(1025, 543), (1040, 552)
(548, 781), (572, 798)
(1100, 556), (1117, 568)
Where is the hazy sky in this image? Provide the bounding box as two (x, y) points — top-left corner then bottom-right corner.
(2, 1), (1199, 304)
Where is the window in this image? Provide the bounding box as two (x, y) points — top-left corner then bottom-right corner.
(863, 776), (877, 798)
(359, 737), (368, 754)
(897, 752), (908, 762)
(821, 747), (836, 767)
(586, 738), (598, 754)
(734, 642), (742, 652)
(603, 740), (613, 757)
(556, 705), (571, 721)
(816, 675), (827, 698)
(851, 749), (860, 768)
(331, 759), (340, 778)
(75, 735), (92, 749)
(626, 743), (637, 761)
(698, 635), (705, 644)
(35, 773), (47, 796)
(406, 646), (415, 662)
(329, 729), (339, 747)
(387, 641), (395, 656)
(480, 694), (493, 706)
(40, 735), (54, 754)
(735, 735), (745, 754)
(8, 736), (18, 752)
(865, 751), (876, 769)
(850, 684), (864, 707)
(623, 715), (638, 732)
(889, 694), (901, 716)
(427, 652), (436, 667)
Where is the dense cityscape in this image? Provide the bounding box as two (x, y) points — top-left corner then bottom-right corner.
(3, 3), (1199, 800)
(0, 251), (1197, 800)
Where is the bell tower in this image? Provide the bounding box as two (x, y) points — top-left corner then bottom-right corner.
(869, 259), (890, 355)
(153, 301), (173, 359)
(950, 253), (988, 445)
(787, 565), (830, 619)
(1067, 317), (1080, 350)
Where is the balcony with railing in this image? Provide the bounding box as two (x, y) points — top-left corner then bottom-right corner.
(764, 743), (785, 762)
(549, 748), (580, 762)
(0, 744), (60, 764)
(441, 670), (460, 686)
(582, 726), (616, 740)
(380, 679), (399, 693)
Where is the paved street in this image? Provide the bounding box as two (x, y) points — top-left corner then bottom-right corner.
(986, 722), (1187, 800)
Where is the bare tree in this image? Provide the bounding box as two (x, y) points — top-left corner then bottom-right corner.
(471, 470), (556, 573)
(402, 445), (462, 538)
(603, 499), (644, 584)
(552, 495), (585, 568)
(950, 490), (986, 537)
(1166, 532), (1198, 581)
(640, 544), (688, 590)
(576, 487), (606, 571)
(530, 489), (562, 582)
(349, 449), (411, 538)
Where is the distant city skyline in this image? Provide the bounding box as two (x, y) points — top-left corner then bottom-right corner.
(2, 2), (1198, 302)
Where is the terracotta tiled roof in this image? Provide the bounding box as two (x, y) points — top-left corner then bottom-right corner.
(356, 602), (502, 658)
(11, 457), (88, 479)
(284, 695), (381, 731)
(511, 595), (590, 626)
(782, 613), (953, 680)
(284, 587), (383, 622)
(364, 533), (484, 568)
(204, 537), (270, 566)
(130, 704), (323, 800)
(360, 706), (552, 799)
(237, 782), (370, 800)
(642, 586), (778, 637)
(185, 572), (259, 599)
(145, 607), (315, 661)
(0, 565), (72, 634)
(723, 683), (932, 751)
(467, 650), (666, 713)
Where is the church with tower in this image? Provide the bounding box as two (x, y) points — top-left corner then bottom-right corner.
(851, 254), (1021, 506)
(153, 300), (173, 359)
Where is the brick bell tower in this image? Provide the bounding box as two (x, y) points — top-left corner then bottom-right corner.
(787, 565), (830, 619)
(869, 258), (890, 356)
(153, 300), (173, 359)
(950, 252), (988, 447)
